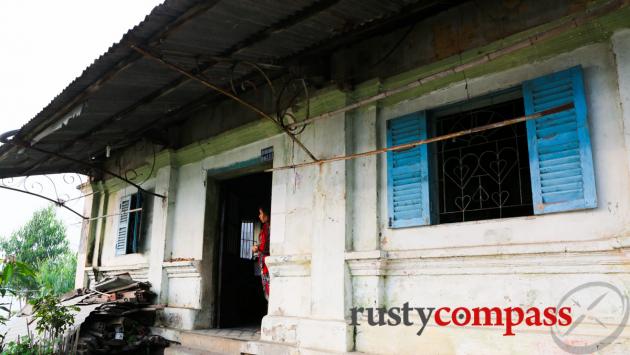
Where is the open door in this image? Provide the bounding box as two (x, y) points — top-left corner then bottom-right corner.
(215, 172), (271, 328)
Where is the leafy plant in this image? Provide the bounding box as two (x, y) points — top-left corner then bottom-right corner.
(0, 207), (78, 353)
(0, 258), (36, 297)
(1, 336), (47, 355)
(0, 265), (76, 354)
(0, 258), (36, 319)
(0, 259), (36, 351)
(30, 294), (79, 341)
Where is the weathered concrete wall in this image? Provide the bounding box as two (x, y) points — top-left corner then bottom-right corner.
(260, 33), (630, 355)
(331, 0), (590, 85)
(375, 42), (630, 251)
(169, 162), (206, 260)
(347, 38), (630, 355)
(263, 103), (355, 351)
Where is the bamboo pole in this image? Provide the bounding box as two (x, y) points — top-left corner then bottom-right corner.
(0, 184), (87, 220)
(266, 103), (573, 172)
(67, 208), (143, 226)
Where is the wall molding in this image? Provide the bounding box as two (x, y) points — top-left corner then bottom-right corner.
(96, 263), (150, 281)
(266, 254), (311, 277)
(347, 236), (630, 276)
(163, 260), (202, 279)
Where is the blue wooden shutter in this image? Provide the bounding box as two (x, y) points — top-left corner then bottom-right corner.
(387, 111), (431, 228)
(115, 195), (131, 255)
(522, 66), (596, 214)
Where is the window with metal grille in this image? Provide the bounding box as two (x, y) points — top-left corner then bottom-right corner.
(434, 98), (534, 224)
(386, 66), (597, 228)
(240, 220), (255, 259)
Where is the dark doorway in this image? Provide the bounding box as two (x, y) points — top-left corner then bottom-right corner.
(215, 172), (271, 328)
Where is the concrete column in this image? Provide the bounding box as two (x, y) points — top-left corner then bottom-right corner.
(350, 104), (380, 251)
(147, 161), (178, 304)
(612, 29), (630, 180)
(346, 102), (387, 346)
(302, 108), (353, 352)
(90, 184), (109, 269)
(261, 91), (355, 351)
(74, 183), (97, 289)
(157, 161), (211, 330)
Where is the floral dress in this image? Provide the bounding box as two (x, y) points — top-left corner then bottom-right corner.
(257, 222), (270, 300)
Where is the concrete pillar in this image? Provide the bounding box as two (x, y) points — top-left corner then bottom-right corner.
(261, 91), (355, 351)
(147, 161), (178, 304)
(90, 184), (109, 270)
(74, 183), (97, 289)
(350, 104), (380, 251)
(157, 161), (211, 330)
(302, 108), (354, 352)
(346, 101), (387, 345)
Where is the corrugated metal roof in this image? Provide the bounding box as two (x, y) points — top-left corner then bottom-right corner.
(0, 0), (455, 178)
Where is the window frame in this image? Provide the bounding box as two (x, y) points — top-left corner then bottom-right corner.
(115, 191), (147, 256)
(385, 66), (597, 229)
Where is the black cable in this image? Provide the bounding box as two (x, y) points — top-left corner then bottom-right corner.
(137, 143), (157, 186)
(368, 23), (416, 71)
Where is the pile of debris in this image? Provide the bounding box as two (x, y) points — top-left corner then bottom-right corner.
(62, 273), (169, 354)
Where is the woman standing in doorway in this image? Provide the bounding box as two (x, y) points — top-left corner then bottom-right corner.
(252, 206), (270, 301)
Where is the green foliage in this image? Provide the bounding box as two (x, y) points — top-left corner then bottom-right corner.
(35, 253), (77, 297)
(15, 294), (79, 354)
(0, 263), (77, 353)
(1, 336), (51, 355)
(0, 259), (35, 320)
(0, 259), (36, 350)
(30, 294), (79, 341)
(0, 206), (69, 265)
(0, 207), (79, 353)
(0, 259), (36, 297)
(0, 206), (70, 291)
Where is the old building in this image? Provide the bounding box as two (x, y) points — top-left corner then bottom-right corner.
(1, 0), (629, 353)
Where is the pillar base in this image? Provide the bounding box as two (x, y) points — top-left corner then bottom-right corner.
(261, 315), (353, 353)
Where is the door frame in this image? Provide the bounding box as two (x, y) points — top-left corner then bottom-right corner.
(207, 157), (272, 328)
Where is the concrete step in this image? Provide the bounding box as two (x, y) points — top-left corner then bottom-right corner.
(164, 344), (224, 355)
(179, 330), (251, 354)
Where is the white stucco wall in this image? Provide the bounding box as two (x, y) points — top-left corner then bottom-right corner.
(169, 162), (206, 260)
(261, 38), (630, 353)
(346, 37), (630, 355)
(375, 42), (630, 251)
(77, 31), (630, 354)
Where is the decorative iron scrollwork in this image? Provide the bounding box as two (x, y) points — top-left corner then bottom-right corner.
(0, 173), (89, 219)
(437, 98), (534, 223)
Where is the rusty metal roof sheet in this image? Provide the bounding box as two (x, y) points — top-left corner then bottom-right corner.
(0, 0), (455, 178)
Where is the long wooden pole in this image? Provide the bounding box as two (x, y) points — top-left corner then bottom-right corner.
(0, 184), (87, 220)
(266, 103), (573, 172)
